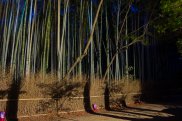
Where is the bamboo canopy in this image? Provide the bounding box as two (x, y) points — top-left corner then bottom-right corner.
(0, 0), (157, 82)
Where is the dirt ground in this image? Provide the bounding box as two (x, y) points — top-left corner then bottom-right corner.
(19, 101), (182, 121)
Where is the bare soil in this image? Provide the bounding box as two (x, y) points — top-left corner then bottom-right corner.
(19, 101), (182, 121)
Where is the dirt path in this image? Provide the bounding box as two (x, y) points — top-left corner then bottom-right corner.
(20, 102), (182, 121)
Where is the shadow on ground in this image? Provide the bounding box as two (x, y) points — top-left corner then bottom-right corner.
(37, 80), (84, 114)
(84, 102), (182, 121)
(83, 80), (182, 121)
(2, 76), (25, 121)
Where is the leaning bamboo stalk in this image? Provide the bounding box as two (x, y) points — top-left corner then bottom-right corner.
(103, 35), (144, 80)
(103, 15), (153, 81)
(105, 1), (131, 81)
(63, 0), (103, 80)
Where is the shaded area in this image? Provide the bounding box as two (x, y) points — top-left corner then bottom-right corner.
(83, 81), (94, 113)
(5, 76), (24, 121)
(19, 102), (182, 121)
(140, 38), (182, 101)
(37, 80), (84, 114)
(0, 90), (8, 99)
(104, 83), (128, 111)
(82, 79), (182, 121)
(80, 103), (182, 121)
(104, 83), (110, 110)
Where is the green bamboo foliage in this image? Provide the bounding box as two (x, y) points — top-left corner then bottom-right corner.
(0, 0), (155, 83)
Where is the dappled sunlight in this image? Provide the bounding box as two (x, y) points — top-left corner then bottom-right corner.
(60, 103), (181, 121)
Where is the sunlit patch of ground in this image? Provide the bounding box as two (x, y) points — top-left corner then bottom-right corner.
(19, 102), (182, 121)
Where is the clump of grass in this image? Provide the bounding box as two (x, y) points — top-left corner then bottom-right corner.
(0, 68), (13, 99)
(109, 77), (141, 94)
(108, 77), (141, 109)
(36, 74), (86, 114)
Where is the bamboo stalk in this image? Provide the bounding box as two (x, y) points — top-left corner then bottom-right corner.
(63, 0), (104, 80)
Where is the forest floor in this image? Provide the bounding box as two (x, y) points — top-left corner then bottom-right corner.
(19, 99), (182, 121)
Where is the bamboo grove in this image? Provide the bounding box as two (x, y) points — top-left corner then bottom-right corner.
(0, 0), (157, 82)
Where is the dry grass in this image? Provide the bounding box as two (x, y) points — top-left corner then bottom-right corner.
(0, 69), (143, 117)
(0, 70), (13, 99)
(109, 77), (141, 94)
(90, 78), (106, 109)
(0, 70), (87, 116)
(108, 77), (141, 109)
